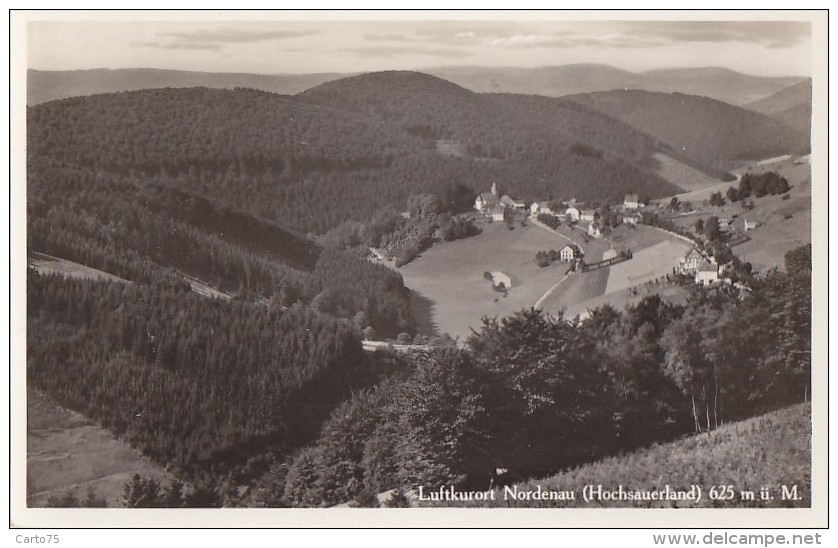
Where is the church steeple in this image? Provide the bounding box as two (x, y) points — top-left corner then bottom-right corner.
(491, 182), (498, 197)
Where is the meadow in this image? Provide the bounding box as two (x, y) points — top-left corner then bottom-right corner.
(421, 403), (811, 508)
(654, 152), (725, 193)
(27, 389), (171, 507)
(537, 224), (690, 319)
(667, 156), (811, 272)
(399, 221), (579, 340)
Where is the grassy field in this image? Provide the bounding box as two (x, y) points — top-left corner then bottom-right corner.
(28, 252), (128, 284)
(667, 157), (811, 272)
(654, 152), (725, 193)
(537, 225), (690, 319)
(563, 283), (689, 320)
(402, 220), (692, 334)
(399, 222), (581, 340)
(537, 268), (609, 318)
(28, 251), (233, 300)
(27, 389), (171, 507)
(605, 239), (692, 294)
(421, 403), (811, 508)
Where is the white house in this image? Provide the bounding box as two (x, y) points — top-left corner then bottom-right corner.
(579, 209), (596, 223)
(565, 207), (580, 221)
(695, 259), (719, 285)
(487, 205), (506, 222)
(587, 223), (603, 238)
(744, 219), (757, 231)
(559, 244), (580, 262)
(678, 248), (705, 275)
(474, 182), (502, 213)
(491, 271), (513, 289)
(530, 202), (541, 215)
(622, 213), (642, 225)
(624, 194), (640, 209)
(474, 191), (500, 212)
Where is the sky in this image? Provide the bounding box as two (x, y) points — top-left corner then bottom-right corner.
(27, 15), (813, 77)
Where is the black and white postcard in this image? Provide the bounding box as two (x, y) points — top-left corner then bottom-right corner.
(9, 9), (828, 531)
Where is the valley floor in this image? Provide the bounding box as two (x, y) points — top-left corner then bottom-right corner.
(401, 220), (690, 337)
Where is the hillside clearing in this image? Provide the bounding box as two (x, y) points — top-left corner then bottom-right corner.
(420, 403), (811, 508)
(667, 156), (811, 272)
(605, 239), (691, 294)
(27, 389), (171, 507)
(28, 252), (127, 284)
(654, 152), (723, 193)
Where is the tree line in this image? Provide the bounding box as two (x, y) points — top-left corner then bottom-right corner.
(27, 270), (385, 482)
(261, 245), (810, 507)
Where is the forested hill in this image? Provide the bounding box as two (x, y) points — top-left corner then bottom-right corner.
(300, 71), (657, 164)
(27, 68), (345, 106)
(567, 90), (810, 173)
(29, 75), (681, 237)
(744, 80), (812, 136)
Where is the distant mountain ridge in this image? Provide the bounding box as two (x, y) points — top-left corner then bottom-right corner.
(27, 64), (807, 107)
(27, 68), (347, 105)
(566, 89), (809, 174)
(428, 64), (806, 106)
(744, 80), (812, 136)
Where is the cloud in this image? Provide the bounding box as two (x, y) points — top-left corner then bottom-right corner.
(138, 27), (318, 51)
(454, 31), (477, 39)
(485, 32), (663, 50)
(348, 46), (471, 59)
(486, 34), (556, 47)
(618, 21), (810, 48)
(364, 33), (424, 43)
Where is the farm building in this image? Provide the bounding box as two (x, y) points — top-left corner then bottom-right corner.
(474, 191), (500, 212)
(678, 248), (705, 275)
(530, 201), (555, 215)
(580, 209), (597, 223)
(744, 219), (758, 231)
(695, 260), (720, 285)
(587, 223), (604, 238)
(486, 205), (507, 222)
(623, 212), (642, 225)
(602, 248), (619, 261)
(559, 244), (581, 262)
(565, 207), (580, 221)
(624, 194), (640, 209)
(474, 182), (502, 212)
(500, 195), (525, 209)
(491, 271), (513, 289)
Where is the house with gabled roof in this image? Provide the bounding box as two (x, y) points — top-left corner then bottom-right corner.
(559, 244), (581, 262)
(695, 259), (719, 285)
(677, 248), (705, 275)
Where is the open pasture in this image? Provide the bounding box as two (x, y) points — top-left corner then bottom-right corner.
(605, 238), (692, 295)
(654, 152), (724, 193)
(667, 158), (811, 272)
(28, 252), (127, 284)
(399, 222), (575, 339)
(27, 389), (171, 508)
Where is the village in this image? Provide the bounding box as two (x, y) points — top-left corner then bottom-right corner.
(395, 152), (812, 343)
(472, 180), (733, 289)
